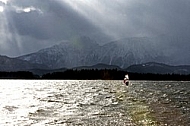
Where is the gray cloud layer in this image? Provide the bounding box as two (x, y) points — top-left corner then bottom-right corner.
(0, 0), (190, 57)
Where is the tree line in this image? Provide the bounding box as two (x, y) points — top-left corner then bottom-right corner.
(0, 69), (190, 81)
(0, 71), (36, 79)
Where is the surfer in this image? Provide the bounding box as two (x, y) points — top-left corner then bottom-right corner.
(124, 74), (129, 86)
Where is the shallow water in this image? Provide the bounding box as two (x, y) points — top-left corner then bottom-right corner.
(0, 80), (189, 126)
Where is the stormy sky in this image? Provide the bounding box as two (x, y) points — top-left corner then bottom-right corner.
(0, 0), (190, 57)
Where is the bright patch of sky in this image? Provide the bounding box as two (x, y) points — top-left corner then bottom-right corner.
(0, 6), (3, 12)
(15, 6), (42, 13)
(0, 0), (8, 4)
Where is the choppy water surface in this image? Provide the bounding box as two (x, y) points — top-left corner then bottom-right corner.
(0, 80), (189, 126)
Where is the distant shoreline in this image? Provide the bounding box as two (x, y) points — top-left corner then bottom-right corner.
(1, 69), (190, 81)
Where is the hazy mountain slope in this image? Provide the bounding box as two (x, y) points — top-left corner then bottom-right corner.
(18, 37), (100, 68)
(0, 55), (48, 71)
(72, 63), (121, 70)
(3, 51), (190, 75)
(28, 68), (67, 76)
(95, 37), (166, 68)
(126, 62), (190, 74)
(17, 36), (189, 69)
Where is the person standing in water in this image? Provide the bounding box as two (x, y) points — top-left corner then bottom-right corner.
(124, 74), (129, 86)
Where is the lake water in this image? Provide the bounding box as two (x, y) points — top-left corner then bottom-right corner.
(0, 80), (189, 126)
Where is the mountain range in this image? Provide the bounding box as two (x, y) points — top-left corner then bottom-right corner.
(17, 36), (179, 69)
(1, 55), (190, 75)
(1, 36), (190, 75)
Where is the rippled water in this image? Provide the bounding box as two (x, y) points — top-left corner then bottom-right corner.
(0, 80), (189, 126)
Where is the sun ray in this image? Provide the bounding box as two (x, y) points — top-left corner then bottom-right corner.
(0, 4), (22, 56)
(61, 0), (131, 39)
(0, 10), (11, 50)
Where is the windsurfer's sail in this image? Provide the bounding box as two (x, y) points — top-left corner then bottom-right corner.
(124, 74), (129, 86)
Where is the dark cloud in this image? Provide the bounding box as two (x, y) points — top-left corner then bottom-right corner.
(0, 0), (190, 57)
(0, 0), (110, 56)
(6, 0), (103, 40)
